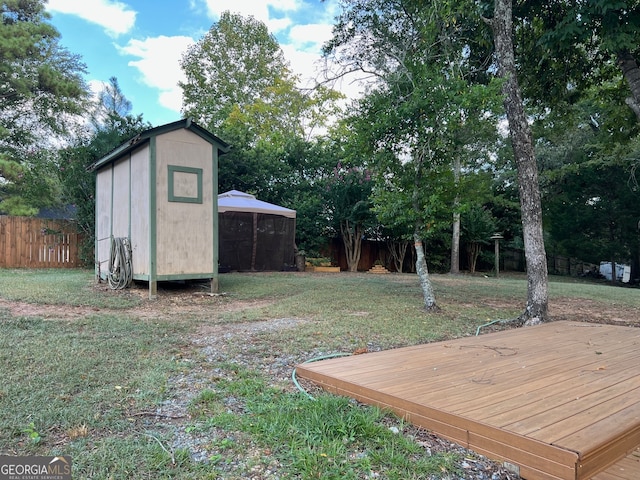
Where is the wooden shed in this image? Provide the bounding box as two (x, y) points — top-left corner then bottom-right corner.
(92, 119), (229, 298)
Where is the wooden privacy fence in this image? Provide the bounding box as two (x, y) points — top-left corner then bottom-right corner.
(0, 216), (81, 268)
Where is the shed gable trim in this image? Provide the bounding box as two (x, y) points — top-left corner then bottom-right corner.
(90, 119), (229, 171)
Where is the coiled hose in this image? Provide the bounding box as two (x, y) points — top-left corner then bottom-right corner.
(108, 237), (133, 289)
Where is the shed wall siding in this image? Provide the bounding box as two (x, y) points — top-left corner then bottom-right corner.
(96, 165), (113, 275)
(111, 156), (130, 239)
(155, 129), (215, 276)
(130, 146), (150, 276)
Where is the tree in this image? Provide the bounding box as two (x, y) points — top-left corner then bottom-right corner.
(92, 76), (132, 124)
(57, 79), (150, 264)
(0, 0), (88, 215)
(0, 148), (62, 215)
(180, 10), (343, 255)
(514, 2), (640, 284)
(534, 83), (640, 278)
(323, 160), (375, 272)
(515, 1), (640, 123)
(461, 204), (497, 273)
(180, 11), (291, 132)
(324, 0), (500, 309)
(484, 0), (549, 325)
(348, 69), (463, 309)
(217, 78), (341, 200)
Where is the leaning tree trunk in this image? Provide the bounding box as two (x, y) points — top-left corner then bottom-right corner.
(412, 150), (438, 311)
(617, 51), (640, 123)
(414, 233), (437, 310)
(489, 0), (549, 325)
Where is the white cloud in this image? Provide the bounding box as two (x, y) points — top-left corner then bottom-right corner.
(108, 0), (357, 119)
(47, 0), (136, 37)
(288, 23), (333, 51)
(87, 79), (107, 105)
(281, 45), (321, 82)
(201, 0), (302, 23)
(267, 17), (293, 34)
(117, 35), (195, 113)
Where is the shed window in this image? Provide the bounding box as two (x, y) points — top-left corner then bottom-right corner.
(168, 165), (203, 204)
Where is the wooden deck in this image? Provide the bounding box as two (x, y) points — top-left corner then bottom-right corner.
(295, 321), (640, 480)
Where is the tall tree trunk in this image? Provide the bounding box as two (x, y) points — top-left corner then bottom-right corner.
(451, 211), (461, 273)
(617, 51), (640, 123)
(488, 0), (549, 325)
(450, 156), (461, 274)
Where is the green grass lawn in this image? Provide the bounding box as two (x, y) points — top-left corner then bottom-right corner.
(1, 268), (638, 479)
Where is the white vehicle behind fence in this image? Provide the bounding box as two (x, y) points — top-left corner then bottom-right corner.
(599, 261), (631, 283)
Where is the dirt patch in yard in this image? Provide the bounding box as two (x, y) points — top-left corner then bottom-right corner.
(0, 281), (276, 322)
(550, 296), (640, 326)
(2, 278), (638, 326)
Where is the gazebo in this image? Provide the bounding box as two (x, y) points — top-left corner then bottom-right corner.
(218, 190), (296, 271)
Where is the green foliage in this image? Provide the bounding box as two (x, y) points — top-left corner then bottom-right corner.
(461, 205), (497, 273)
(180, 11), (342, 256)
(57, 76), (150, 265)
(22, 422), (42, 444)
(323, 0), (493, 83)
(323, 160), (376, 270)
(180, 11), (290, 132)
(0, 149), (62, 215)
(505, 1), (640, 273)
(515, 0), (640, 115)
(290, 186), (330, 254)
(0, 0), (88, 213)
(92, 76), (133, 123)
(324, 0), (503, 278)
(324, 162), (374, 233)
(461, 205), (498, 244)
(536, 88), (640, 265)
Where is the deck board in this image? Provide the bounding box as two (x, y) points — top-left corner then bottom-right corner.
(296, 321), (640, 480)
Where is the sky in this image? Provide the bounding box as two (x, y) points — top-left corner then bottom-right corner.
(45, 0), (356, 127)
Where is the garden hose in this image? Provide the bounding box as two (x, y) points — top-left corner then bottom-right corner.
(108, 236), (133, 290)
(291, 352), (352, 400)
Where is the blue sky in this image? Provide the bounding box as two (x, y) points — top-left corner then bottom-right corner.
(46, 0), (351, 127)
